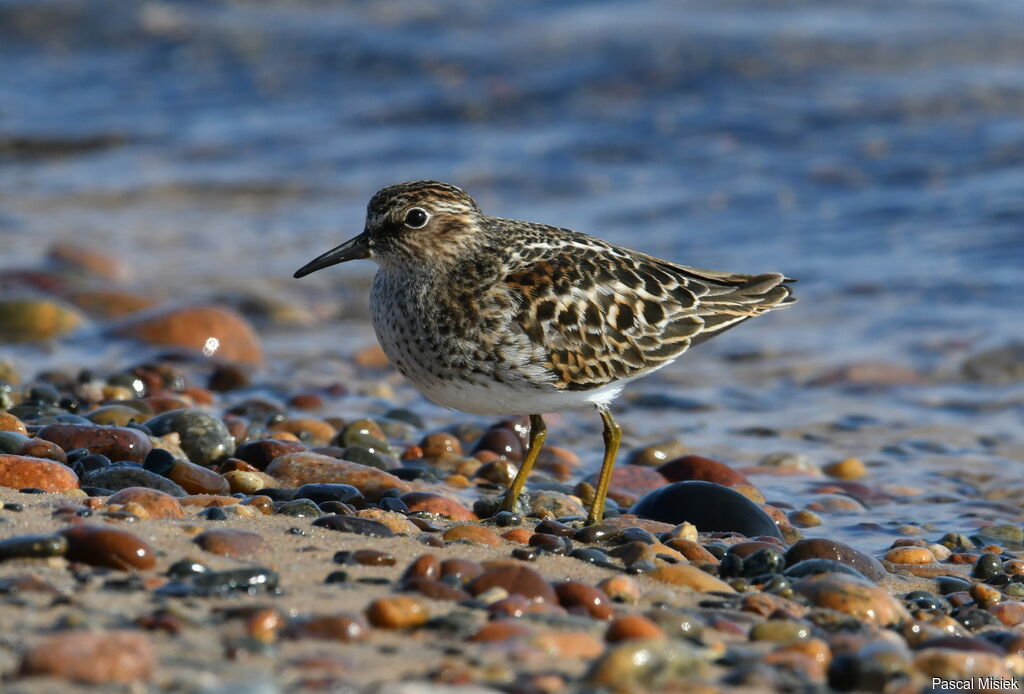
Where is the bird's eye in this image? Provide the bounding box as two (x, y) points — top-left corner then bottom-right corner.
(403, 207), (430, 229)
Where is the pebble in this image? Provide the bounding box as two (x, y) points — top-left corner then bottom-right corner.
(0, 454), (79, 492)
(585, 639), (704, 689)
(501, 528), (534, 544)
(190, 566), (279, 595)
(822, 457), (867, 479)
(656, 454), (750, 486)
(404, 577), (471, 602)
(37, 423), (153, 463)
(443, 524), (501, 546)
(224, 470), (276, 494)
(468, 563), (558, 604)
(794, 573), (909, 625)
(598, 576), (641, 604)
(884, 546), (935, 564)
(402, 554), (441, 582)
(234, 439), (307, 470)
(285, 614), (368, 642)
(145, 409), (235, 466)
(605, 614), (666, 642)
(626, 439), (688, 467)
(400, 491), (477, 520)
(194, 528), (270, 558)
(469, 620), (532, 643)
(554, 581), (614, 620)
(647, 564), (737, 593)
(0, 412), (28, 434)
(631, 481), (782, 539)
(20, 629), (155, 683)
(312, 514), (396, 537)
(0, 533), (67, 561)
(0, 431), (67, 462)
(83, 464), (188, 497)
(784, 538), (888, 582)
(276, 499), (323, 517)
(296, 483), (364, 506)
(441, 558), (484, 583)
(168, 459), (230, 495)
(532, 631), (604, 659)
(112, 304), (263, 364)
(60, 525), (157, 570)
(419, 432), (462, 461)
(0, 294), (85, 343)
(366, 596), (428, 629)
(266, 452), (410, 500)
(106, 487), (185, 519)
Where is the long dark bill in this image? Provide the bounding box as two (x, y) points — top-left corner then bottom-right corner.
(293, 231), (371, 278)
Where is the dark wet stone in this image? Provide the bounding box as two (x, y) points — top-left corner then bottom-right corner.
(783, 558), (869, 580)
(488, 511), (523, 527)
(277, 499), (323, 518)
(742, 548), (785, 577)
(472, 427), (523, 461)
(144, 409), (235, 466)
(570, 547), (610, 565)
(0, 534), (67, 561)
(379, 497), (409, 513)
(574, 524), (616, 544)
(142, 448), (175, 476)
(631, 481), (781, 540)
(78, 453), (112, 472)
(529, 533), (572, 555)
(612, 527), (657, 545)
(166, 559), (209, 579)
(296, 483), (363, 506)
(953, 606), (1002, 631)
(325, 570), (350, 584)
(192, 566), (279, 594)
(936, 575), (973, 595)
(199, 506), (227, 521)
(60, 525), (156, 570)
(36, 423), (152, 463)
(234, 439), (306, 470)
(83, 463), (188, 497)
(973, 553), (1004, 580)
(784, 538), (887, 582)
(312, 514), (395, 537)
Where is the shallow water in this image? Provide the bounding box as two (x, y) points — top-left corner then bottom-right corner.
(2, 0), (1024, 551)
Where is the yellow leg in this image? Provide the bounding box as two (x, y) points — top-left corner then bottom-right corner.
(500, 414), (546, 514)
(586, 407), (621, 526)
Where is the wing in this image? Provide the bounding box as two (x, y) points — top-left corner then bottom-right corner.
(502, 236), (795, 391)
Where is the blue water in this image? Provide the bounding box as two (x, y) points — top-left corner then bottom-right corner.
(2, 0), (1023, 547)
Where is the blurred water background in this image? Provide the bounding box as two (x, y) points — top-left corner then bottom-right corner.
(2, 0), (1024, 543)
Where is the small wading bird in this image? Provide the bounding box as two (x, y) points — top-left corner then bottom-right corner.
(295, 181), (795, 525)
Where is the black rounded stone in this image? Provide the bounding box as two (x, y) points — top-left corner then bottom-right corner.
(630, 481), (781, 539)
(296, 483), (364, 506)
(143, 448), (176, 476)
(783, 558), (869, 581)
(742, 548), (785, 577)
(312, 514), (395, 537)
(973, 553), (1004, 580)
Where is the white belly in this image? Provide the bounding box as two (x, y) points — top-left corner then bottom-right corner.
(412, 376), (626, 416)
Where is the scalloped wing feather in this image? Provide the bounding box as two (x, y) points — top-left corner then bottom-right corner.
(503, 239), (795, 391)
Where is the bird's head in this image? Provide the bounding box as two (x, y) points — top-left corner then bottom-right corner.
(294, 180), (484, 278)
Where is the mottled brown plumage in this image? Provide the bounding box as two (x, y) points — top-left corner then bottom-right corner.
(295, 180), (796, 524)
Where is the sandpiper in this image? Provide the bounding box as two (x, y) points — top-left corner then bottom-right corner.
(295, 181), (795, 525)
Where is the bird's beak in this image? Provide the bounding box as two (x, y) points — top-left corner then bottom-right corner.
(293, 231), (371, 278)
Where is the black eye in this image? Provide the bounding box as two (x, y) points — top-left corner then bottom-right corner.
(404, 207), (429, 228)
